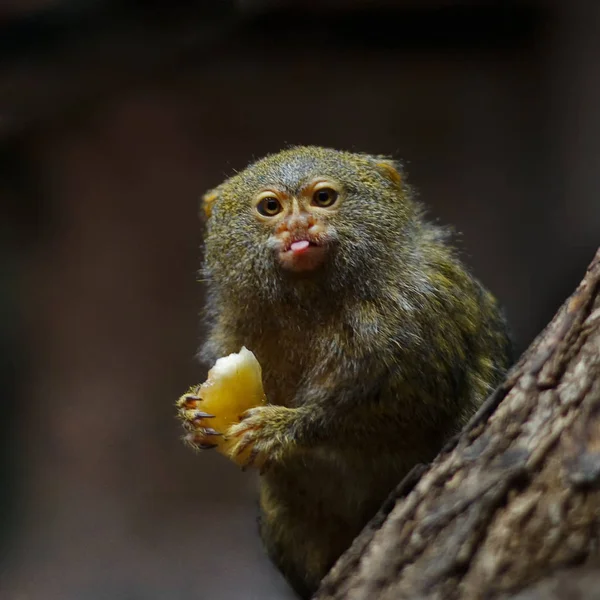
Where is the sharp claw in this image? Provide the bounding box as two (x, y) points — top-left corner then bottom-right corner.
(198, 443), (218, 450)
(202, 427), (223, 437)
(193, 411), (215, 420)
(177, 392), (202, 409)
(238, 409), (254, 421)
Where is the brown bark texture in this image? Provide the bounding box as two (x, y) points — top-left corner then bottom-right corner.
(316, 248), (600, 600)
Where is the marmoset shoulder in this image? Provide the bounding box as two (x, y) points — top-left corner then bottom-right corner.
(196, 146), (512, 598)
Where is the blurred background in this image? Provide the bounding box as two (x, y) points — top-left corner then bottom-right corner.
(0, 1), (599, 599)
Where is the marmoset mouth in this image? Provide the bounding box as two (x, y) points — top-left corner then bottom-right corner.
(287, 239), (319, 254)
(278, 238), (328, 272)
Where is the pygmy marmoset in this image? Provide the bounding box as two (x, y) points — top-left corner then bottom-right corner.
(192, 146), (511, 598)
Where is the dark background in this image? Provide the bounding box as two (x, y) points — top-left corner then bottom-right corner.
(1, 1), (598, 599)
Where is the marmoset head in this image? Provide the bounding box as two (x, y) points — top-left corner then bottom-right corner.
(202, 146), (418, 301)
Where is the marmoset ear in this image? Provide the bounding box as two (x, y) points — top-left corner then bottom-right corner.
(201, 189), (219, 220)
(373, 158), (403, 186)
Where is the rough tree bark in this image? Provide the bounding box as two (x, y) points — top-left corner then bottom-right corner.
(316, 248), (600, 600)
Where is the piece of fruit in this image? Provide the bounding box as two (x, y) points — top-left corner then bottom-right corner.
(176, 347), (266, 465)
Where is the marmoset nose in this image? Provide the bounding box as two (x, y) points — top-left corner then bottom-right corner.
(277, 202), (315, 236)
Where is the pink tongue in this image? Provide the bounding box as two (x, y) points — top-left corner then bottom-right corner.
(290, 240), (310, 254)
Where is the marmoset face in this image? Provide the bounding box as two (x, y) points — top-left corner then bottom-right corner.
(202, 146), (409, 291)
(253, 177), (343, 273)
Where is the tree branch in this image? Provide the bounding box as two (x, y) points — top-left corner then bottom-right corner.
(316, 248), (600, 600)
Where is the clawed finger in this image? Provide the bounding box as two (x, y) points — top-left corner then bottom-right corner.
(193, 411), (215, 420)
(176, 391), (203, 410)
(183, 432), (218, 450)
(232, 431), (257, 457)
(241, 446), (261, 471)
(238, 407), (262, 421)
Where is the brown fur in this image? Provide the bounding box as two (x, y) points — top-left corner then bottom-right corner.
(200, 146), (511, 598)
